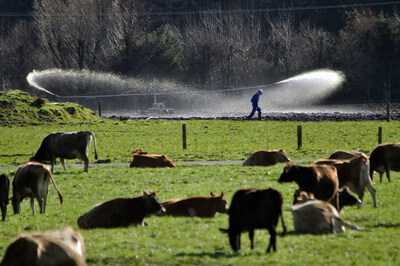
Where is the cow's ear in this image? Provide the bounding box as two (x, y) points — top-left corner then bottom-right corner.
(221, 192), (224, 197)
(210, 192), (216, 197)
(142, 190), (149, 196)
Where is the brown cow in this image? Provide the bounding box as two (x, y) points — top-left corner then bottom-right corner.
(0, 174), (10, 221)
(369, 143), (400, 183)
(219, 188), (286, 253)
(129, 149), (176, 168)
(0, 227), (85, 266)
(31, 131), (98, 173)
(291, 199), (366, 234)
(160, 192), (228, 218)
(314, 154), (377, 207)
(242, 149), (290, 166)
(329, 150), (365, 160)
(278, 164), (339, 209)
(293, 187), (361, 213)
(11, 162), (63, 215)
(77, 190), (165, 229)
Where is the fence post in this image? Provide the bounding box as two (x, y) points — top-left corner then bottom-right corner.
(98, 102), (102, 117)
(297, 125), (302, 150)
(386, 101), (390, 122)
(182, 124), (187, 149)
(378, 126), (382, 144)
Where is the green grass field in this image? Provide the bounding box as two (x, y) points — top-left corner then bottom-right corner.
(0, 119), (400, 265)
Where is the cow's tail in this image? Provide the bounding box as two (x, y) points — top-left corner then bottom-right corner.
(48, 172), (63, 204)
(279, 196), (287, 237)
(90, 132), (98, 160)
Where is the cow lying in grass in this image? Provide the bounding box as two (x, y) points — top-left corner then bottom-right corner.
(242, 149), (290, 166)
(129, 149), (176, 168)
(0, 227), (85, 266)
(160, 192), (228, 218)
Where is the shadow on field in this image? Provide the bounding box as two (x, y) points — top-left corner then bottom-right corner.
(175, 251), (239, 258)
(370, 222), (400, 229)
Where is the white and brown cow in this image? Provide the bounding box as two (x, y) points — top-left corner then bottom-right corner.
(0, 227), (85, 266)
(11, 162), (63, 215)
(369, 143), (400, 183)
(129, 149), (176, 168)
(291, 199), (366, 234)
(31, 131), (98, 173)
(242, 149), (290, 166)
(160, 192), (228, 218)
(314, 154), (377, 207)
(77, 190), (165, 229)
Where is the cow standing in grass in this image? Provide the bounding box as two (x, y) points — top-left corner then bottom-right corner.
(0, 174), (10, 221)
(220, 188), (286, 253)
(31, 131), (98, 173)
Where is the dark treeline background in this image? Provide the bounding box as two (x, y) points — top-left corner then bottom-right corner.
(1, 0), (400, 103)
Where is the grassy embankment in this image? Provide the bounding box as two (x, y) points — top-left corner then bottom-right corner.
(0, 90), (399, 265)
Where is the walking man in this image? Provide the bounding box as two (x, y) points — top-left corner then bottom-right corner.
(247, 89), (263, 120)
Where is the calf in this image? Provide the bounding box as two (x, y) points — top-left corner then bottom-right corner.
(0, 174), (10, 221)
(77, 190), (165, 229)
(219, 188), (286, 253)
(161, 192), (228, 218)
(31, 131), (98, 173)
(0, 227), (85, 266)
(242, 149), (290, 166)
(278, 164), (339, 209)
(11, 162), (63, 215)
(369, 143), (400, 183)
(293, 187), (361, 213)
(291, 199), (366, 234)
(130, 149), (176, 168)
(314, 154), (377, 207)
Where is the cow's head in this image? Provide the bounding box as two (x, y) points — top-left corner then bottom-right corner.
(277, 149), (291, 163)
(133, 149), (147, 155)
(338, 187), (362, 209)
(293, 188), (314, 204)
(278, 164), (295, 183)
(213, 192), (229, 214)
(142, 190), (166, 215)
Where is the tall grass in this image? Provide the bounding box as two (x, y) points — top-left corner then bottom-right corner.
(0, 120), (399, 265)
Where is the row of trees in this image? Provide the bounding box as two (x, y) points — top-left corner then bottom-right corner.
(1, 0), (400, 102)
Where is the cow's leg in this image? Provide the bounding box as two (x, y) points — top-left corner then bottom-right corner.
(248, 228), (254, 249)
(266, 226), (277, 253)
(1, 205), (6, 221)
(83, 156), (89, 173)
(30, 198), (36, 215)
(60, 158), (67, 171)
(385, 166), (391, 182)
(228, 230), (241, 252)
(51, 159), (55, 173)
(43, 196), (47, 213)
(365, 181), (377, 207)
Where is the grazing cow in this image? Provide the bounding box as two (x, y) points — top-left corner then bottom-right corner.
(291, 199), (366, 234)
(314, 154), (377, 207)
(77, 190), (165, 229)
(293, 187), (361, 212)
(130, 149), (176, 168)
(160, 192), (228, 218)
(0, 227), (85, 266)
(278, 164), (339, 209)
(11, 162), (63, 215)
(0, 174), (10, 221)
(31, 131), (98, 173)
(219, 188), (287, 253)
(369, 143), (400, 183)
(242, 149), (290, 166)
(329, 150), (365, 160)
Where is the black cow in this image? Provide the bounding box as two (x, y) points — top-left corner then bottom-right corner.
(31, 131), (98, 173)
(0, 174), (10, 221)
(219, 188), (286, 253)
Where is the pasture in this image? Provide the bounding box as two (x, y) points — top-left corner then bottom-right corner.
(0, 119), (400, 265)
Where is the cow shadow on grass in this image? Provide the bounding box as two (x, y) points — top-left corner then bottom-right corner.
(175, 251), (240, 259)
(369, 222), (400, 229)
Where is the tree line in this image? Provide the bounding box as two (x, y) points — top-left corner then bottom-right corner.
(1, 0), (400, 103)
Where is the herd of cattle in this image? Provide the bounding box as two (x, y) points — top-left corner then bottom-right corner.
(0, 130), (399, 265)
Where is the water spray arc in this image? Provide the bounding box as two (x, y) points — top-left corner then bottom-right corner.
(26, 68), (345, 117)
